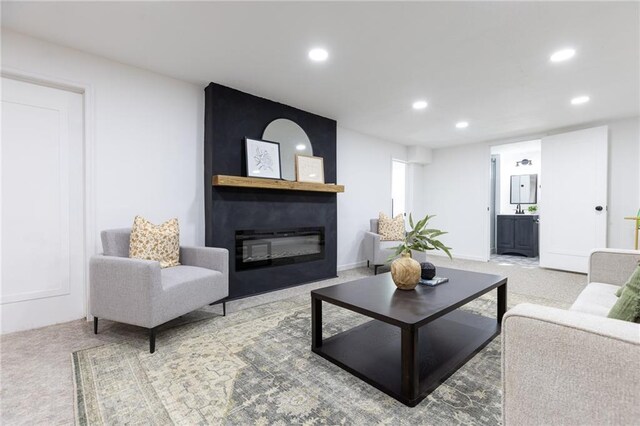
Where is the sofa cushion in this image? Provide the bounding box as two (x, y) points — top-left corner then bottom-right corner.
(570, 282), (621, 317)
(129, 216), (180, 268)
(161, 265), (218, 290)
(607, 265), (640, 322)
(157, 265), (226, 325)
(379, 240), (402, 251)
(101, 229), (131, 257)
(614, 263), (640, 297)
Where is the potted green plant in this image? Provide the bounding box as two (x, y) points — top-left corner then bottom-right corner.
(528, 205), (538, 214)
(389, 214), (452, 290)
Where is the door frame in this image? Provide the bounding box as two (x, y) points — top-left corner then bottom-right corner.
(2, 67), (96, 321)
(486, 138), (541, 262)
(391, 158), (408, 217)
(489, 155), (500, 254)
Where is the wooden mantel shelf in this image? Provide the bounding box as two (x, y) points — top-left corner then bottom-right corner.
(212, 175), (345, 193)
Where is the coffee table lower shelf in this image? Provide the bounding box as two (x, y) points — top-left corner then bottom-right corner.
(312, 309), (499, 407)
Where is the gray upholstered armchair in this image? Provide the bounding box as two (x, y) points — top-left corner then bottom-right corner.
(90, 229), (229, 353)
(363, 218), (427, 274)
(364, 218), (400, 274)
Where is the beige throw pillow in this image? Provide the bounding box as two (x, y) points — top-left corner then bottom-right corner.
(378, 212), (405, 241)
(129, 216), (180, 268)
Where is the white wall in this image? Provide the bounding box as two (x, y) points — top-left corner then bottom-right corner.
(418, 142), (491, 261)
(336, 127), (407, 270)
(1, 29), (205, 250)
(607, 117), (640, 249)
(4, 29), (636, 279)
(2, 30), (415, 275)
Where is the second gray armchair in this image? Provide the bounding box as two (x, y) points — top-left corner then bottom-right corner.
(90, 229), (229, 353)
(363, 218), (427, 274)
(364, 219), (401, 274)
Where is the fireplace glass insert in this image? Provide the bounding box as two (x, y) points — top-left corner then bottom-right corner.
(235, 227), (325, 271)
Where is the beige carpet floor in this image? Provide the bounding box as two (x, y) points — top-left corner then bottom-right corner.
(0, 259), (587, 425)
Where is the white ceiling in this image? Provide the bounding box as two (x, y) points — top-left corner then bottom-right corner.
(2, 1), (638, 148)
(491, 139), (540, 156)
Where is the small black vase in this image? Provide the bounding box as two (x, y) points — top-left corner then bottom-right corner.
(420, 262), (436, 280)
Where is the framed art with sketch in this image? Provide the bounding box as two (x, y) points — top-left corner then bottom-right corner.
(245, 138), (281, 179)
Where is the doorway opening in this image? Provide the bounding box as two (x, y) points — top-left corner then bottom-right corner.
(391, 159), (407, 217)
(489, 140), (541, 268)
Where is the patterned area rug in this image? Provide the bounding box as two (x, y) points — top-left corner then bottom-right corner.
(72, 288), (566, 425)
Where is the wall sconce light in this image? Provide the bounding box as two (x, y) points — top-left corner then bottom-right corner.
(516, 159), (532, 167)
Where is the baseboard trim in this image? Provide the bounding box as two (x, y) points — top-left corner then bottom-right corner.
(337, 260), (368, 272)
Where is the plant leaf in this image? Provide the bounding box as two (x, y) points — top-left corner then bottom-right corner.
(398, 212), (452, 259)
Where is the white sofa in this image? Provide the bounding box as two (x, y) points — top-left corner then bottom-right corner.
(502, 249), (640, 426)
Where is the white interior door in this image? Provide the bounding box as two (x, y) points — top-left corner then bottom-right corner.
(1, 77), (85, 333)
(540, 126), (608, 273)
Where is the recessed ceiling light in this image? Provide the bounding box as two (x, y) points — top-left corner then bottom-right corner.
(296, 144), (306, 150)
(456, 121), (469, 129)
(550, 48), (576, 62)
(412, 100), (428, 110)
(308, 48), (329, 62)
(571, 95), (590, 105)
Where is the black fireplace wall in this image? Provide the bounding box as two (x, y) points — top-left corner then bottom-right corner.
(204, 82), (337, 299)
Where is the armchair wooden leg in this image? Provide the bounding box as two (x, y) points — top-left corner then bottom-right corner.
(367, 260), (370, 268)
(93, 317), (98, 334)
(149, 327), (157, 354)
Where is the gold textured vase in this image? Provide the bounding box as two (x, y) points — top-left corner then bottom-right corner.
(390, 251), (421, 290)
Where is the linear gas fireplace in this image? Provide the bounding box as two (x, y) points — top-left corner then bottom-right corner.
(235, 227), (325, 271)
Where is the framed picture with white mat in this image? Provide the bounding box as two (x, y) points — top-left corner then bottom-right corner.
(295, 154), (325, 183)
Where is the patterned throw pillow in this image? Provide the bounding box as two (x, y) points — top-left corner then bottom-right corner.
(129, 216), (180, 268)
(378, 212), (405, 241)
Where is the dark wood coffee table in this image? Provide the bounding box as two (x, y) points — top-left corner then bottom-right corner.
(311, 267), (507, 407)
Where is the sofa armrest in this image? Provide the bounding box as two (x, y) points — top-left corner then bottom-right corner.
(502, 303), (640, 426)
(89, 255), (161, 328)
(588, 248), (640, 285)
(180, 246), (228, 276)
(363, 231), (381, 263)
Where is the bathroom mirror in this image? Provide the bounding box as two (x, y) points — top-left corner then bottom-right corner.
(262, 118), (313, 181)
(510, 174), (538, 204)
